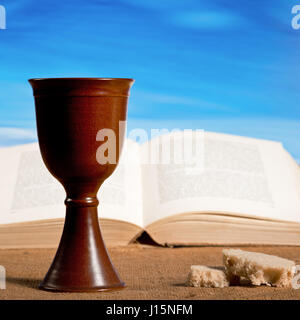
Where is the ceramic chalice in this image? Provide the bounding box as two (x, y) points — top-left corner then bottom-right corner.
(29, 78), (134, 292)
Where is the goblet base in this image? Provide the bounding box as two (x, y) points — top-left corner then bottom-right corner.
(38, 205), (125, 293)
(39, 282), (126, 293)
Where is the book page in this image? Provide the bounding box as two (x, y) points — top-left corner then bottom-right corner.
(100, 139), (143, 227)
(0, 140), (143, 227)
(141, 131), (300, 226)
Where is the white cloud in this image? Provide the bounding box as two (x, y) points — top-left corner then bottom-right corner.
(0, 127), (37, 147)
(170, 11), (243, 30)
(134, 90), (233, 112)
(120, 0), (197, 11)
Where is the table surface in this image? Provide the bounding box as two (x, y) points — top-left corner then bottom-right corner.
(0, 245), (300, 300)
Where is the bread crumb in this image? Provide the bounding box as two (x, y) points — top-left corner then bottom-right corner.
(223, 249), (295, 288)
(187, 265), (229, 288)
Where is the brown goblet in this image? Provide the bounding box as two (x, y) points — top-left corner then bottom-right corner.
(29, 78), (134, 292)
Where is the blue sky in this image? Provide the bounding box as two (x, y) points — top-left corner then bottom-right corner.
(0, 0), (300, 161)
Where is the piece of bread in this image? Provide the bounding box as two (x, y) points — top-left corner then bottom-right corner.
(186, 265), (229, 288)
(223, 249), (296, 288)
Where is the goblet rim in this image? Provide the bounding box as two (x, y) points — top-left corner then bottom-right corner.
(28, 77), (134, 82)
(29, 77), (135, 97)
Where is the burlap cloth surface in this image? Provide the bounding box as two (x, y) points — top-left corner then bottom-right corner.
(0, 245), (300, 300)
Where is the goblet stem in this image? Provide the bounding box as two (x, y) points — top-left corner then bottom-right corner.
(39, 196), (125, 292)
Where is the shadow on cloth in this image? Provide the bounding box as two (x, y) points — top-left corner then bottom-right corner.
(6, 277), (41, 289)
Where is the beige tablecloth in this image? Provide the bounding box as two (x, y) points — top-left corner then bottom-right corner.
(0, 245), (300, 300)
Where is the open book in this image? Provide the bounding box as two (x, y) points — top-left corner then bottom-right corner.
(0, 130), (300, 248)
